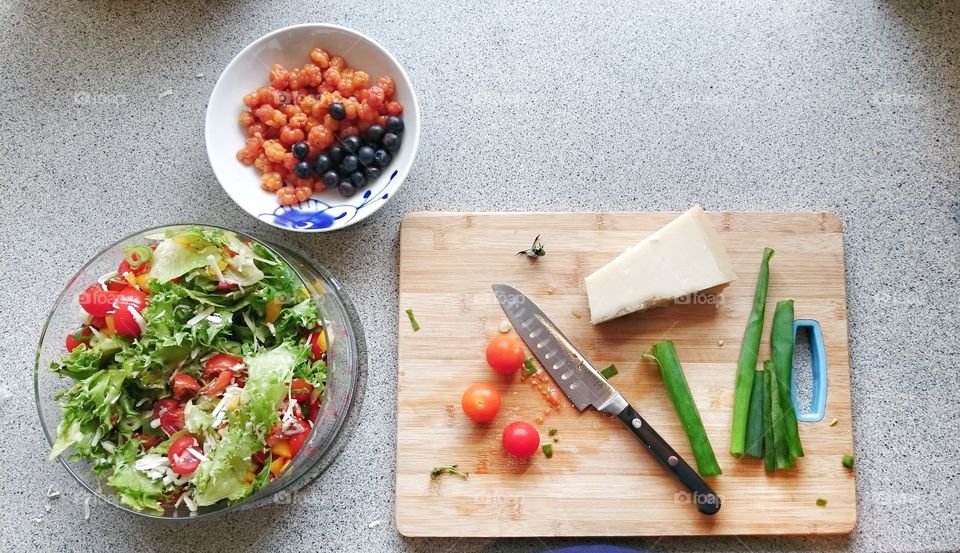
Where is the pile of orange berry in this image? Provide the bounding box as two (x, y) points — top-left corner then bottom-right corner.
(236, 47), (404, 205)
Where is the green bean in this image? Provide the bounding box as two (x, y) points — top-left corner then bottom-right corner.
(730, 247), (775, 457)
(771, 299), (803, 459)
(645, 341), (722, 476)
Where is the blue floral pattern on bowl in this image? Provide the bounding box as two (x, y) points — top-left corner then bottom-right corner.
(259, 170), (397, 230)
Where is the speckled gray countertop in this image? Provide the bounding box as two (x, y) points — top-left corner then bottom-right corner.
(1, 0), (958, 551)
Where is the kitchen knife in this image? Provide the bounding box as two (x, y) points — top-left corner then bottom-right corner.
(492, 284), (721, 515)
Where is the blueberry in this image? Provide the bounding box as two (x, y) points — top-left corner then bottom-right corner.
(385, 116), (404, 133)
(312, 154), (331, 174)
(383, 132), (401, 152)
(358, 146), (375, 165)
(342, 135), (361, 153)
(374, 149), (392, 167)
(329, 102), (346, 121)
(322, 170), (339, 188)
(291, 141), (309, 160)
(294, 161), (311, 178)
(340, 155), (358, 173)
(364, 166), (382, 180)
(328, 145), (344, 164)
(350, 171), (366, 187)
(337, 181), (356, 197)
(365, 124), (385, 142)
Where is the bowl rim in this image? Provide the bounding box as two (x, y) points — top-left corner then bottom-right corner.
(204, 23), (421, 233)
(35, 223), (368, 520)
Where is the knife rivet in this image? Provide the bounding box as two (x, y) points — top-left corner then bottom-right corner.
(631, 418), (641, 429)
(668, 455), (678, 466)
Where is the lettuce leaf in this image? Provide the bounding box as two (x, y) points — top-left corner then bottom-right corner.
(238, 343), (297, 429)
(50, 368), (130, 459)
(148, 239), (210, 283)
(106, 441), (165, 512)
(192, 426), (261, 506)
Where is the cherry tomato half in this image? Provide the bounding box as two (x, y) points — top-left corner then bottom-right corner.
(461, 383), (501, 423)
(290, 378), (314, 403)
(65, 328), (92, 353)
(172, 373), (201, 400)
(203, 353), (244, 380)
(202, 370), (233, 397)
(288, 428), (310, 457)
(78, 284), (119, 317)
(132, 432), (160, 450)
(502, 421), (540, 458)
(152, 398), (184, 436)
(113, 286), (148, 338)
(485, 335), (525, 375)
(168, 434), (202, 475)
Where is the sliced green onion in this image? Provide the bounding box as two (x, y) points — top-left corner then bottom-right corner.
(842, 454), (854, 469)
(541, 443), (553, 458)
(123, 245), (153, 268)
(730, 247), (775, 457)
(644, 341), (722, 476)
(570, 310), (582, 319)
(816, 498), (828, 507)
(522, 357), (538, 377)
(599, 364), (618, 379)
(404, 308), (420, 332)
(743, 368), (766, 459)
(772, 300), (803, 459)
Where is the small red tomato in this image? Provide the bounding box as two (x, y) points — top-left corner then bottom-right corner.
(113, 286), (148, 337)
(78, 284), (119, 317)
(485, 335), (525, 375)
(89, 316), (108, 329)
(65, 327), (92, 352)
(152, 398), (184, 436)
(172, 373), (201, 400)
(203, 353), (244, 380)
(461, 383), (501, 423)
(168, 434), (203, 475)
(502, 421), (540, 458)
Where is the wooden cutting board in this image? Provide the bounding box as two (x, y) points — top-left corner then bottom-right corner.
(395, 211), (856, 537)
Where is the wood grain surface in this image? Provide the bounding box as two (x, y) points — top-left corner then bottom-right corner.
(395, 211), (856, 537)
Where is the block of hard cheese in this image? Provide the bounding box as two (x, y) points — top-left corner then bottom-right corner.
(585, 205), (737, 324)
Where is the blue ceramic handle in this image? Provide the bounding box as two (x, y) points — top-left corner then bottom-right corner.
(791, 319), (827, 422)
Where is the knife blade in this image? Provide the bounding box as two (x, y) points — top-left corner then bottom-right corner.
(492, 284), (721, 515)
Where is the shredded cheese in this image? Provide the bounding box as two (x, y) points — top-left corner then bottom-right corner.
(186, 307), (215, 327)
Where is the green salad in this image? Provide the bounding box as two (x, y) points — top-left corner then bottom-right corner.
(50, 226), (329, 513)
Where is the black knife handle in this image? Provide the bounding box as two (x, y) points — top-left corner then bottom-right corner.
(616, 403), (721, 515)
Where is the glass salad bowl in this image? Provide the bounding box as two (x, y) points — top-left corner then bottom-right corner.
(34, 224), (366, 519)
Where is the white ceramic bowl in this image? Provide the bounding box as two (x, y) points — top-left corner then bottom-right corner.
(206, 24), (420, 232)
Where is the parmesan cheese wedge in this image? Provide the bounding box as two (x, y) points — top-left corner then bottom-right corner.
(585, 205), (737, 324)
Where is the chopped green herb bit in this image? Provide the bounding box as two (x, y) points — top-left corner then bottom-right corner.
(599, 364), (618, 379)
(541, 444), (554, 459)
(816, 498), (828, 507)
(829, 418), (838, 427)
(548, 429), (558, 437)
(553, 438), (558, 443)
(571, 310), (582, 319)
(405, 308), (420, 332)
(517, 234), (546, 258)
(842, 454), (854, 469)
(430, 465), (469, 480)
(522, 357), (538, 377)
